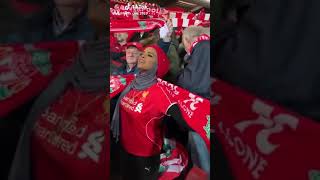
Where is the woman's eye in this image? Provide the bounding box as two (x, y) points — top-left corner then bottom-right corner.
(148, 54), (153, 57)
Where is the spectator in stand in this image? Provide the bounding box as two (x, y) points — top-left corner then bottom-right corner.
(177, 26), (210, 99)
(113, 42), (143, 75)
(164, 31), (182, 84)
(114, 32), (129, 47)
(111, 32), (129, 58)
(111, 32), (138, 62)
(138, 20), (172, 54)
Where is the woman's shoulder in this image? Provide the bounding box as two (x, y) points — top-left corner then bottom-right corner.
(152, 79), (175, 94)
(142, 81), (164, 94)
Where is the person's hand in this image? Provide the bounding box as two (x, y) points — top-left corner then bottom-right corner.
(167, 19), (173, 35)
(160, 20), (173, 42)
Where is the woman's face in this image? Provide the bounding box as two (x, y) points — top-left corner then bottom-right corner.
(137, 47), (157, 71)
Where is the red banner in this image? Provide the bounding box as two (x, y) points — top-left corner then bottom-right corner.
(213, 78), (320, 180)
(110, 1), (162, 20)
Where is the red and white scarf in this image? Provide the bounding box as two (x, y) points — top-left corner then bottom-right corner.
(110, 19), (166, 33)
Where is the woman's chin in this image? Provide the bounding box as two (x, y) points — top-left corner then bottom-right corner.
(138, 67), (149, 73)
(137, 64), (144, 69)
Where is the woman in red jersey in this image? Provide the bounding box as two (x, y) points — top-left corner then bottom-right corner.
(111, 44), (209, 180)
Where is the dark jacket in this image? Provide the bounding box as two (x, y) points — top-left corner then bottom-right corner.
(164, 41), (182, 84)
(177, 40), (211, 99)
(215, 0), (320, 121)
(158, 39), (171, 53)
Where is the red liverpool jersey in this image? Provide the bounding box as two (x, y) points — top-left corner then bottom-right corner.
(120, 83), (175, 157)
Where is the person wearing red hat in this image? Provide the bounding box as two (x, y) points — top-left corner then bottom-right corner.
(111, 45), (196, 180)
(113, 42), (143, 75)
(111, 32), (135, 58)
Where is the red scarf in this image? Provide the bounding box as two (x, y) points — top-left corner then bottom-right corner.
(110, 19), (165, 33)
(188, 34), (210, 55)
(0, 41), (80, 117)
(213, 78), (320, 180)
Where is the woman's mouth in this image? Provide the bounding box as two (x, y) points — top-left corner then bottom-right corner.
(138, 59), (145, 64)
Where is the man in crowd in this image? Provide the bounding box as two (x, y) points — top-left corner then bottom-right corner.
(177, 26), (210, 99)
(114, 32), (129, 47)
(111, 32), (129, 60)
(113, 42), (142, 75)
(110, 32), (130, 72)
